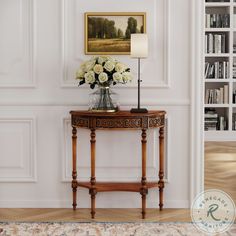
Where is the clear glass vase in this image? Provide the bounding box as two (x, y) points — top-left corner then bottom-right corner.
(89, 86), (119, 112)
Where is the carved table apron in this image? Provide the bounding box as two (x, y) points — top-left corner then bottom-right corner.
(70, 110), (166, 219)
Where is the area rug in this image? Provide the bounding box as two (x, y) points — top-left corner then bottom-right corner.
(0, 222), (235, 236)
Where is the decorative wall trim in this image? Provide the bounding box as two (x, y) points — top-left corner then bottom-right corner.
(62, 115), (170, 183)
(61, 0), (68, 89)
(0, 0), (36, 88)
(60, 0), (170, 88)
(0, 117), (37, 182)
(163, 0), (171, 88)
(189, 0), (204, 205)
(0, 99), (191, 107)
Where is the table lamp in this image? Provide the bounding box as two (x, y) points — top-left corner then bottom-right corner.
(130, 34), (148, 113)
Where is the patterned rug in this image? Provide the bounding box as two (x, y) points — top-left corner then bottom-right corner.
(0, 222), (235, 236)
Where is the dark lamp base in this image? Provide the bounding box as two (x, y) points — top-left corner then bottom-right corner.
(130, 108), (148, 113)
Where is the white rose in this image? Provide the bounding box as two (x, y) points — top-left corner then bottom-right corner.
(79, 62), (86, 72)
(93, 64), (103, 74)
(122, 72), (133, 82)
(75, 69), (85, 80)
(113, 72), (123, 83)
(91, 56), (97, 61)
(115, 63), (127, 73)
(97, 56), (108, 65)
(84, 71), (95, 84)
(85, 60), (96, 72)
(104, 60), (115, 72)
(107, 56), (116, 62)
(98, 72), (108, 83)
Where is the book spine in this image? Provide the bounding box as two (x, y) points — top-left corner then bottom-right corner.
(209, 34), (213, 53)
(227, 61), (230, 78)
(223, 61), (226, 79)
(224, 84), (229, 104)
(207, 14), (211, 28)
(234, 15), (236, 28)
(205, 89), (210, 104)
(205, 62), (210, 78)
(206, 14), (211, 28)
(216, 89), (220, 104)
(214, 62), (218, 78)
(220, 87), (224, 104)
(212, 14), (217, 28)
(221, 34), (226, 53)
(214, 34), (221, 53)
(219, 116), (225, 130)
(205, 34), (208, 54)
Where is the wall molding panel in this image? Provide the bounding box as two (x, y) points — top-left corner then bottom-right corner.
(0, 118), (36, 182)
(61, 0), (170, 88)
(0, 0), (36, 88)
(0, 0), (191, 209)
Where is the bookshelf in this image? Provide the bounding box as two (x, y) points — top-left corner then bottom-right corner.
(204, 0), (236, 140)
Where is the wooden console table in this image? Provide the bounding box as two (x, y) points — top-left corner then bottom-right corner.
(70, 110), (166, 219)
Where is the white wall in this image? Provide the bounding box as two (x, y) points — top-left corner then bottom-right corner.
(0, 0), (191, 208)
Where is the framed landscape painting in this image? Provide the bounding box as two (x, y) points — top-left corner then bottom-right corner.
(85, 12), (146, 55)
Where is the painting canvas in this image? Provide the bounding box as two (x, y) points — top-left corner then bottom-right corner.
(85, 12), (146, 55)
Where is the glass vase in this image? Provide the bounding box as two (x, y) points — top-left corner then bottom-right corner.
(89, 86), (119, 112)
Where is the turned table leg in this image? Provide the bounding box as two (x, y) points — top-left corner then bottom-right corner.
(140, 129), (148, 219)
(72, 127), (77, 210)
(90, 129), (97, 219)
(158, 127), (165, 211)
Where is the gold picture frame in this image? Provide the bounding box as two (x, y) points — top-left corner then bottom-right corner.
(85, 12), (146, 55)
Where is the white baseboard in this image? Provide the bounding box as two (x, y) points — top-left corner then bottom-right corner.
(0, 200), (189, 209)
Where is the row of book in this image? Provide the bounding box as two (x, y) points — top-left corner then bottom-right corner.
(205, 33), (227, 54)
(205, 61), (236, 79)
(205, 109), (227, 131)
(205, 85), (229, 104)
(233, 62), (236, 78)
(205, 61), (229, 78)
(205, 14), (230, 28)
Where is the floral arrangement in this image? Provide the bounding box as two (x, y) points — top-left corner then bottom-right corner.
(75, 56), (132, 89)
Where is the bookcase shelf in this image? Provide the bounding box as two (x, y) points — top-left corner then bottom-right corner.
(204, 0), (236, 139)
(206, 3), (231, 7)
(205, 79), (230, 82)
(205, 131), (236, 142)
(205, 53), (230, 57)
(205, 28), (230, 32)
(205, 104), (230, 107)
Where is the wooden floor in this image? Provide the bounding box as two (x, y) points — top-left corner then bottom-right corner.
(205, 141), (236, 203)
(0, 209), (191, 222)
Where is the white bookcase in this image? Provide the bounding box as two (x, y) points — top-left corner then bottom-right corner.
(204, 0), (236, 141)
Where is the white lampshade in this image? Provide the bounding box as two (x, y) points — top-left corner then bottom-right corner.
(130, 34), (148, 58)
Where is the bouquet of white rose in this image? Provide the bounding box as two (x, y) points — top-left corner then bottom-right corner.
(75, 56), (132, 89)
